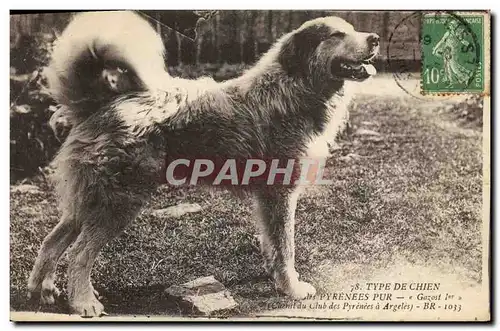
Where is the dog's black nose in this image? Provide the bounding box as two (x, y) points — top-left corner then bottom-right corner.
(367, 33), (380, 47)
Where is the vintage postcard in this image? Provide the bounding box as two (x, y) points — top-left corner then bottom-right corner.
(9, 10), (490, 322)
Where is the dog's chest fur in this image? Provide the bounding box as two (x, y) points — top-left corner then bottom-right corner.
(305, 83), (354, 158)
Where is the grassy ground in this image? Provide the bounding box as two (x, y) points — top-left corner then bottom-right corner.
(10, 76), (484, 317)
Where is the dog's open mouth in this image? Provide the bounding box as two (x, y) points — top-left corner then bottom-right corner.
(331, 58), (377, 81)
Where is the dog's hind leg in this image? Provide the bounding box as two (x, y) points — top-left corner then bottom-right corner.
(66, 224), (112, 317)
(66, 219), (129, 317)
(255, 186), (316, 299)
(28, 213), (79, 305)
(65, 199), (145, 317)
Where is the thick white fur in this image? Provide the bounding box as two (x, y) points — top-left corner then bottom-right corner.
(46, 11), (171, 106)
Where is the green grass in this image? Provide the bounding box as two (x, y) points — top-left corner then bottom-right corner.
(10, 78), (483, 317)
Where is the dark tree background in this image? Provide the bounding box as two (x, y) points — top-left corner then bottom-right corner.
(10, 11), (421, 66)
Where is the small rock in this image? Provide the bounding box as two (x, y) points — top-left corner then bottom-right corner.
(339, 153), (362, 162)
(361, 121), (378, 126)
(152, 203), (202, 218)
(355, 128), (381, 136)
(11, 184), (41, 194)
(328, 142), (342, 152)
(165, 276), (238, 315)
(365, 135), (384, 143)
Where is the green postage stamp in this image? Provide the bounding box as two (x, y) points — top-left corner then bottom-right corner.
(421, 12), (486, 94)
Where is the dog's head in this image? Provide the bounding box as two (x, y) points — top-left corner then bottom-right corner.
(279, 16), (379, 82)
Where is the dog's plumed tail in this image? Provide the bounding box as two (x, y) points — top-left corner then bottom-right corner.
(46, 11), (169, 114)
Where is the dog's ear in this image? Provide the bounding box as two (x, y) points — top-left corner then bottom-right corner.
(279, 24), (329, 75)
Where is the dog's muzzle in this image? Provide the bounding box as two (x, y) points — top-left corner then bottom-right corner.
(330, 58), (377, 81)
(330, 32), (380, 81)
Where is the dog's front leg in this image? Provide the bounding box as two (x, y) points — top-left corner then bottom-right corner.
(255, 186), (316, 299)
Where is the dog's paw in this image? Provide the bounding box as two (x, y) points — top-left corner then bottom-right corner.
(27, 277), (60, 305)
(40, 279), (60, 305)
(280, 281), (316, 299)
(71, 295), (105, 317)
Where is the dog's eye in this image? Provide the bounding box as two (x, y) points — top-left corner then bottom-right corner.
(330, 31), (346, 38)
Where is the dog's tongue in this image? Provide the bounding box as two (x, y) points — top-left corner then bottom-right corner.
(362, 63), (377, 76)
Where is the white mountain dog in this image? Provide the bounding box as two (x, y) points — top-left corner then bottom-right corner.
(29, 11), (379, 316)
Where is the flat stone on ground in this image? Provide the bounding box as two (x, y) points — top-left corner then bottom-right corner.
(355, 128), (381, 136)
(165, 276), (238, 316)
(152, 203), (202, 218)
